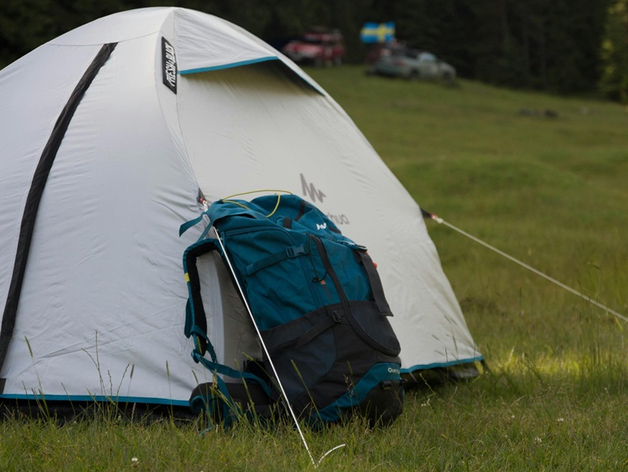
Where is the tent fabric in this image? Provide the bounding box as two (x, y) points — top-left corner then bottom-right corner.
(0, 43), (118, 373)
(0, 7), (481, 406)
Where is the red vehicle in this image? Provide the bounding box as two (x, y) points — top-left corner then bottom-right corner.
(282, 30), (345, 67)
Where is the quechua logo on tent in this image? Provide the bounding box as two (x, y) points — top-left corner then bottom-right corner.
(300, 174), (350, 226)
(300, 173), (326, 203)
(162, 37), (177, 94)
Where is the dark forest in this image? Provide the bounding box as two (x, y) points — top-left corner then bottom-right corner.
(2, 0), (627, 98)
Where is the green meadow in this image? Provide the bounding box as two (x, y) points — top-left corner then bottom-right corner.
(2, 66), (628, 471)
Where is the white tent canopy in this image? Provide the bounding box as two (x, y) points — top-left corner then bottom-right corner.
(0, 7), (481, 407)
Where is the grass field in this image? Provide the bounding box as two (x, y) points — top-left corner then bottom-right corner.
(2, 65), (628, 471)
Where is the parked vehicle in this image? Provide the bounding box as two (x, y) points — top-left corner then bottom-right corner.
(365, 42), (406, 72)
(282, 30), (345, 67)
(373, 48), (456, 82)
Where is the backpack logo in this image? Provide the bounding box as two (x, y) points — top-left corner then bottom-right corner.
(316, 223), (327, 231)
(162, 37), (177, 94)
(300, 174), (326, 203)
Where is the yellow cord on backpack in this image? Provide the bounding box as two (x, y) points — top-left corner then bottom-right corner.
(266, 194), (282, 218)
(221, 189), (292, 218)
(221, 200), (252, 211)
(221, 189), (293, 200)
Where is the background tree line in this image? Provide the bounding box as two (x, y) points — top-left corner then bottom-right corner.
(1, 0), (627, 100)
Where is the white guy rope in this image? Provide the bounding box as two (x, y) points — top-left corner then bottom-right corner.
(426, 213), (628, 323)
(213, 228), (345, 468)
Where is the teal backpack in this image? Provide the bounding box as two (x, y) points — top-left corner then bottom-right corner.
(181, 194), (404, 427)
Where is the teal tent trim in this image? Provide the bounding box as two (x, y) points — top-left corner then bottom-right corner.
(178, 56), (325, 95)
(400, 355), (484, 374)
(0, 393), (189, 407)
(179, 56), (278, 74)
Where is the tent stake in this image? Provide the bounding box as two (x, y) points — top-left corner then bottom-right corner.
(213, 227), (345, 468)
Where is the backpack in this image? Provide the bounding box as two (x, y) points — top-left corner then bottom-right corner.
(181, 194), (404, 427)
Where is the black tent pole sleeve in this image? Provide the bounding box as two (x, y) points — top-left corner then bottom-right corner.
(0, 43), (117, 386)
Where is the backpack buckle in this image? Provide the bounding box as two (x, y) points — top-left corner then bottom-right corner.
(286, 245), (307, 258)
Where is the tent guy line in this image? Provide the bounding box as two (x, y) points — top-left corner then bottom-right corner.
(421, 209), (628, 323)
(213, 227), (346, 468)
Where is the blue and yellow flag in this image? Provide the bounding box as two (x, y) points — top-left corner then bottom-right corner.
(360, 22), (396, 44)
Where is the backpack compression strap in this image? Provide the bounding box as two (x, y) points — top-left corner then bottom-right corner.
(355, 249), (393, 317)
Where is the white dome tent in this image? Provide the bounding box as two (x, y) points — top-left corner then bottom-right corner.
(0, 7), (481, 409)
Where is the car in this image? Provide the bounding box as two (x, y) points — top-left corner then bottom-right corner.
(365, 42), (406, 72)
(281, 30), (345, 67)
(373, 48), (456, 82)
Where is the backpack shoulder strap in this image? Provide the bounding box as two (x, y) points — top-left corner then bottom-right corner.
(183, 237), (221, 360)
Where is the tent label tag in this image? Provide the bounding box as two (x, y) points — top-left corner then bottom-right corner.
(161, 37), (177, 94)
